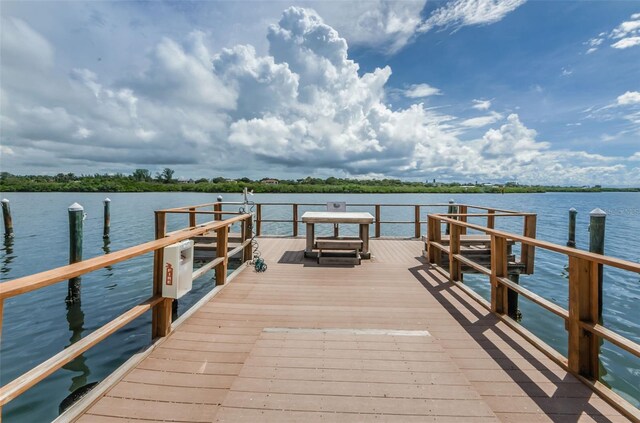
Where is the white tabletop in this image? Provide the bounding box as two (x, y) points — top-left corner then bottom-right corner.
(301, 211), (374, 224)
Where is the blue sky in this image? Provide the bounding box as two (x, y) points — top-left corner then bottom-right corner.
(1, 1), (639, 185)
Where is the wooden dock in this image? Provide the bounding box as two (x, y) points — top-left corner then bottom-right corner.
(73, 238), (626, 422)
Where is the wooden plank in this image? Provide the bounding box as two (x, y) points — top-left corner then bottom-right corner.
(69, 238), (632, 422)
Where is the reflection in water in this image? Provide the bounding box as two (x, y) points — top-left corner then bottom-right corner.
(1, 236), (14, 276)
(102, 239), (113, 273)
(62, 302), (91, 394)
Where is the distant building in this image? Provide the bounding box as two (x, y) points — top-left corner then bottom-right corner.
(261, 178), (279, 185)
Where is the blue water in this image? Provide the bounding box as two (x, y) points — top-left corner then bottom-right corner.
(0, 192), (638, 421)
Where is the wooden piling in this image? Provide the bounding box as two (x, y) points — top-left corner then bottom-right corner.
(103, 198), (111, 239)
(446, 200), (455, 235)
(414, 205), (421, 239)
(1, 199), (13, 238)
(589, 208), (606, 322)
(375, 205), (381, 238)
(66, 203), (84, 304)
(567, 208), (577, 247)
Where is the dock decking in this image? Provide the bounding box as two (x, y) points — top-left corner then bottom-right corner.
(76, 238), (626, 422)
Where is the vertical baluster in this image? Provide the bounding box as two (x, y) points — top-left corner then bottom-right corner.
(256, 204), (262, 236)
(292, 204), (298, 237)
(216, 226), (229, 285)
(375, 205), (381, 238)
(521, 215), (537, 274)
(491, 235), (508, 314)
(449, 223), (461, 282)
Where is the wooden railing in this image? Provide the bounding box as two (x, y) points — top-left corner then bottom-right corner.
(251, 202), (526, 239)
(0, 206), (253, 412)
(426, 213), (640, 419)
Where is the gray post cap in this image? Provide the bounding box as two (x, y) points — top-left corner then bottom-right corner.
(1, 199), (9, 203)
(569, 207), (577, 212)
(68, 202), (84, 211)
(104, 198), (111, 202)
(449, 199), (455, 203)
(589, 208), (606, 217)
(217, 195), (223, 201)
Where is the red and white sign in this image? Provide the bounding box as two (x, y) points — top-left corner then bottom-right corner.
(165, 263), (173, 285)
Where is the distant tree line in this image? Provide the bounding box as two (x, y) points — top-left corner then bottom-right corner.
(0, 170), (637, 193)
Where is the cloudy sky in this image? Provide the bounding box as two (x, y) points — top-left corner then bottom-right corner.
(1, 1), (639, 185)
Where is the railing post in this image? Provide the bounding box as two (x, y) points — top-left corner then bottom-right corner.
(256, 204), (262, 236)
(458, 205), (467, 235)
(487, 209), (495, 229)
(188, 207), (196, 227)
(214, 202), (222, 221)
(292, 204), (298, 237)
(449, 223), (461, 282)
(414, 205), (421, 239)
(375, 205), (381, 238)
(152, 211), (171, 339)
(521, 214), (537, 274)
(427, 215), (442, 265)
(215, 226), (229, 285)
(491, 235), (508, 314)
(243, 216), (253, 262)
(446, 200), (455, 235)
(567, 208), (577, 247)
(568, 256), (599, 379)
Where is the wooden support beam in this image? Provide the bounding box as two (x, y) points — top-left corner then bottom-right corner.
(214, 202), (222, 221)
(292, 204), (298, 237)
(427, 216), (442, 265)
(256, 204), (262, 236)
(491, 235), (508, 314)
(243, 217), (252, 262)
(152, 211), (172, 339)
(458, 205), (468, 235)
(215, 226), (229, 286)
(414, 205), (421, 239)
(568, 256), (600, 379)
(188, 207), (196, 227)
(375, 205), (381, 238)
(487, 209), (495, 229)
(521, 214), (537, 274)
(449, 224), (461, 282)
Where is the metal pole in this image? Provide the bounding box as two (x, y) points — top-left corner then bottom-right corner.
(567, 207), (577, 247)
(67, 203), (84, 304)
(1, 199), (13, 238)
(103, 198), (111, 239)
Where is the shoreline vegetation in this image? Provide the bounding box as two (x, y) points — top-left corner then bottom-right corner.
(1, 170), (638, 194)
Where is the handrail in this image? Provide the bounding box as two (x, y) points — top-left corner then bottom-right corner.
(0, 214), (248, 300)
(251, 202), (527, 238)
(425, 212), (640, 420)
(433, 214), (640, 272)
(0, 207), (253, 411)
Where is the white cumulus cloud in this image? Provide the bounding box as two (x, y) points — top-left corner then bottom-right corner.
(617, 91), (640, 106)
(403, 83), (442, 98)
(472, 99), (492, 110)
